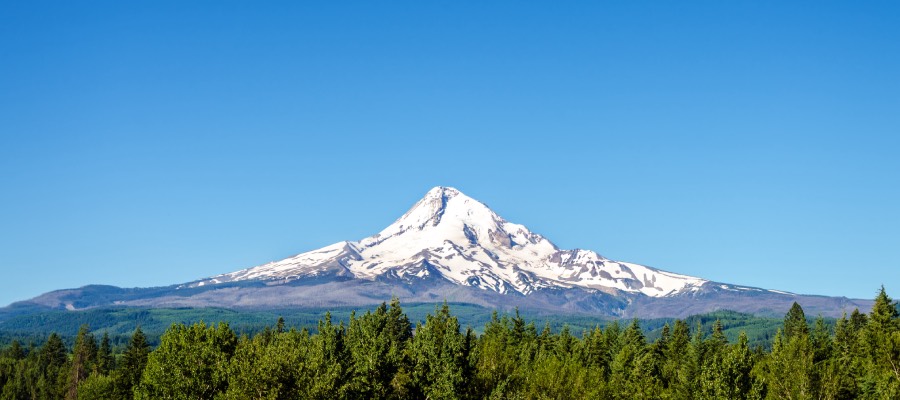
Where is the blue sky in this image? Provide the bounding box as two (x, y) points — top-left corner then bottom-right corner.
(1, 1), (898, 307)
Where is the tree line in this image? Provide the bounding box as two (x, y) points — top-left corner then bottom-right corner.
(0, 288), (898, 399)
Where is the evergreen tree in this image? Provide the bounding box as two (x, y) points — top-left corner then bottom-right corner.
(38, 332), (69, 399)
(96, 332), (114, 375)
(682, 321), (706, 397)
(408, 303), (469, 400)
(822, 312), (862, 399)
(136, 322), (237, 399)
(604, 320), (622, 359)
(345, 299), (413, 399)
(698, 321), (730, 400)
(67, 324), (98, 400)
(472, 311), (518, 396)
(39, 333), (67, 374)
(306, 312), (352, 399)
(223, 326), (314, 399)
(784, 302), (810, 340)
(115, 326), (150, 399)
(1, 341), (25, 361)
(724, 332), (759, 399)
(662, 320), (692, 399)
(763, 304), (814, 400)
(609, 319), (656, 398)
(858, 286), (900, 399)
(276, 316), (285, 333)
(579, 325), (610, 377)
(809, 316), (833, 398)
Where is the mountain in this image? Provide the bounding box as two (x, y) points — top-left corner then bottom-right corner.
(193, 186), (707, 298)
(0, 186), (871, 320)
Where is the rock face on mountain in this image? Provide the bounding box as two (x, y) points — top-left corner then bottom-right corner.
(0, 186), (872, 319)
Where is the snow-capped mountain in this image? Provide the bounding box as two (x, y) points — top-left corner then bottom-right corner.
(194, 186), (708, 298)
(3, 186), (871, 320)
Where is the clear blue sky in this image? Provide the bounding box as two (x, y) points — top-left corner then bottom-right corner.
(1, 1), (898, 307)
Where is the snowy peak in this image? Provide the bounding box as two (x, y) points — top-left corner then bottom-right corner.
(385, 186), (460, 233)
(361, 186), (527, 248)
(198, 186), (710, 297)
(362, 186), (467, 244)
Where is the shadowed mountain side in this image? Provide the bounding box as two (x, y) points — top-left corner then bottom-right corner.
(1, 278), (626, 319)
(1, 278), (872, 323)
(624, 286), (873, 319)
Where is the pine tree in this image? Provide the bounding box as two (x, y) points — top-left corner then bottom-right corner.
(725, 332), (759, 399)
(683, 321), (706, 397)
(408, 302), (468, 400)
(763, 304), (814, 400)
(96, 332), (114, 375)
(809, 316), (833, 398)
(826, 312), (862, 399)
(39, 333), (67, 373)
(66, 324), (98, 400)
(662, 320), (692, 399)
(345, 299), (414, 399)
(115, 326), (150, 399)
(276, 316), (285, 333)
(38, 332), (69, 400)
(305, 312), (352, 399)
(858, 286), (900, 398)
(784, 302), (810, 340)
(698, 321), (730, 400)
(472, 311), (515, 396)
(2, 340), (25, 360)
(609, 319), (651, 397)
(579, 325), (609, 377)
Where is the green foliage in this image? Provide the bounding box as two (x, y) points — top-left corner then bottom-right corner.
(648, 309), (788, 349)
(66, 324), (98, 400)
(344, 298), (413, 399)
(857, 287), (900, 399)
(0, 303), (799, 351)
(135, 322), (237, 399)
(113, 327), (149, 399)
(305, 312), (352, 398)
(0, 303), (495, 347)
(0, 287), (899, 399)
(96, 332), (113, 375)
(222, 328), (314, 399)
(408, 303), (469, 399)
(77, 373), (115, 400)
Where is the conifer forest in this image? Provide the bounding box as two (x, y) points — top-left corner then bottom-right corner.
(0, 287), (898, 400)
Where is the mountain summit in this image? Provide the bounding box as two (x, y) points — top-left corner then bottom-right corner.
(196, 186), (707, 297)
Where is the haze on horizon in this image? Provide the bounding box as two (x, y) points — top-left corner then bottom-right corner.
(1, 2), (898, 307)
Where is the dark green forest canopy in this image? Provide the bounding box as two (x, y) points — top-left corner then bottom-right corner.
(0, 304), (793, 349)
(0, 288), (898, 399)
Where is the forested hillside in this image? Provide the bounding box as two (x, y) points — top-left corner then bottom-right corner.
(0, 304), (788, 350)
(0, 288), (898, 399)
